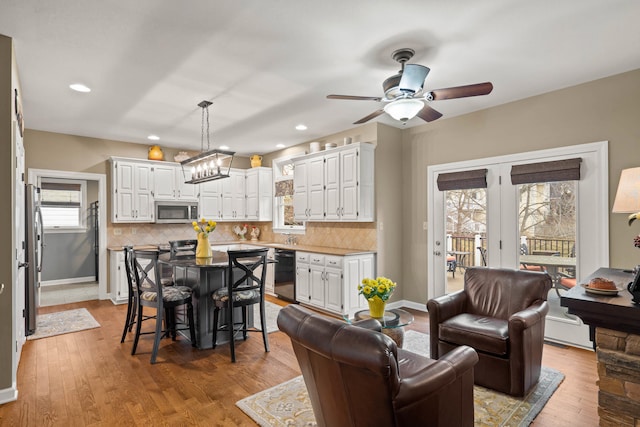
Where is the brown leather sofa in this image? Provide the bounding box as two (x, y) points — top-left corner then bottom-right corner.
(427, 267), (552, 396)
(277, 304), (479, 427)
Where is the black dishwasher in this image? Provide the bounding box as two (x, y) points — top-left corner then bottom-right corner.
(274, 249), (296, 303)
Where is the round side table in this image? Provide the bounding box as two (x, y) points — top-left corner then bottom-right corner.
(352, 308), (414, 347)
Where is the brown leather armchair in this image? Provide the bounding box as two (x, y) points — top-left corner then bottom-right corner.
(427, 267), (552, 396)
(277, 304), (479, 427)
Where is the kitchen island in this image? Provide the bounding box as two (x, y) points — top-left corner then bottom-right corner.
(158, 245), (270, 349)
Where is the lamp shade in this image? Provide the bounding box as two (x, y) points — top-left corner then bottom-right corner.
(383, 98), (424, 122)
(612, 167), (640, 213)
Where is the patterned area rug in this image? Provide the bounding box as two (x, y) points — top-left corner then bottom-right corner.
(27, 308), (100, 340)
(237, 330), (564, 427)
(256, 301), (282, 334)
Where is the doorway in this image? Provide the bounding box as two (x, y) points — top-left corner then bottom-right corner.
(428, 141), (609, 349)
(28, 169), (107, 303)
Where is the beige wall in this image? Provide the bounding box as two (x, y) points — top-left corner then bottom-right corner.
(402, 68), (640, 304)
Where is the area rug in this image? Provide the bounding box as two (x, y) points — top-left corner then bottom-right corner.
(27, 308), (100, 340)
(237, 330), (564, 427)
(255, 301), (282, 334)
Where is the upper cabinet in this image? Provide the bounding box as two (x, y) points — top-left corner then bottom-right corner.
(111, 157), (273, 224)
(200, 167), (273, 222)
(245, 167), (273, 221)
(293, 142), (374, 222)
(153, 163), (198, 201)
(111, 158), (155, 222)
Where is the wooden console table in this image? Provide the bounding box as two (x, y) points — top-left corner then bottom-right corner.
(560, 267), (640, 426)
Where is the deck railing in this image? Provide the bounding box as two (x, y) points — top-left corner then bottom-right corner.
(447, 235), (575, 268)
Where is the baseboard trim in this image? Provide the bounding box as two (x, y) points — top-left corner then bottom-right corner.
(0, 383), (18, 404)
(41, 276), (97, 287)
(387, 299), (428, 312)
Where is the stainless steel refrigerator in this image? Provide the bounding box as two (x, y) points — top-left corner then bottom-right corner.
(24, 183), (44, 336)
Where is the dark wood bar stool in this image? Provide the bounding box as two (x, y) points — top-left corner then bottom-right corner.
(120, 246), (137, 343)
(211, 248), (269, 362)
(131, 249), (196, 364)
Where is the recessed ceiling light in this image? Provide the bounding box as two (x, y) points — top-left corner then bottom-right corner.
(295, 124), (307, 131)
(69, 83), (91, 93)
(147, 135), (160, 141)
(276, 143), (286, 149)
(219, 145), (230, 150)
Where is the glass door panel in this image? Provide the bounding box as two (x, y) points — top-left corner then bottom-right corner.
(445, 188), (487, 294)
(517, 181), (578, 324)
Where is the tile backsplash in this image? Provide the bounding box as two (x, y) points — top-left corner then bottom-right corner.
(108, 221), (377, 251)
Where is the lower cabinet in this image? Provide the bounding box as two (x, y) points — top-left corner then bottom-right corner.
(109, 250), (128, 304)
(295, 251), (375, 317)
(263, 248), (275, 295)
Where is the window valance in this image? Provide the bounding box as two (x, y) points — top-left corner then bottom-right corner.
(437, 168), (488, 191)
(510, 158), (581, 185)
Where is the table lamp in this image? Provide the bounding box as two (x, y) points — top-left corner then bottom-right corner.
(612, 167), (640, 215)
(612, 167), (640, 302)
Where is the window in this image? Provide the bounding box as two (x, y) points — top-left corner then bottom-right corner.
(272, 156), (305, 234)
(40, 178), (87, 231)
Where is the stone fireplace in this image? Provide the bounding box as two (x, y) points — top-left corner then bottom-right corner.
(596, 328), (640, 426)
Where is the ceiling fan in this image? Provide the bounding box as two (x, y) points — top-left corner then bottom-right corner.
(327, 48), (493, 125)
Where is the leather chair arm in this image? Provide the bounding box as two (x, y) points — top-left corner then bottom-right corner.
(427, 290), (467, 323)
(427, 291), (467, 359)
(395, 345), (478, 407)
(352, 318), (382, 332)
(508, 300), (549, 334)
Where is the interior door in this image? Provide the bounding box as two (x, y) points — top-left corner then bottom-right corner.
(14, 121), (26, 358)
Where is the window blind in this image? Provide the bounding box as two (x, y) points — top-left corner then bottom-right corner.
(436, 168), (488, 191)
(510, 158), (582, 185)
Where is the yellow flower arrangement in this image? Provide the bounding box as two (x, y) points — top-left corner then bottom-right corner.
(358, 276), (397, 302)
(192, 218), (217, 237)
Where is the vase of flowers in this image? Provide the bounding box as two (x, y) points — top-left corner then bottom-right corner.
(192, 218), (216, 258)
(358, 277), (397, 318)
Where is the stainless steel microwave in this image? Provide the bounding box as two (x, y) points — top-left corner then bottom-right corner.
(154, 201), (199, 223)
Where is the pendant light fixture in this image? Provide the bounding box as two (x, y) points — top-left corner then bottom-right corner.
(181, 100), (235, 184)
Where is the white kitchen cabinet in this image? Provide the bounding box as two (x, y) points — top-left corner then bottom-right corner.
(295, 252), (310, 303)
(292, 142), (374, 222)
(109, 250), (128, 304)
(154, 163), (198, 201)
(324, 151), (340, 221)
(245, 167), (273, 221)
(111, 158), (154, 222)
(295, 250), (375, 316)
(200, 167), (272, 222)
(264, 248), (275, 295)
(199, 179), (223, 220)
(222, 169), (246, 220)
(293, 155), (325, 221)
(324, 256), (343, 313)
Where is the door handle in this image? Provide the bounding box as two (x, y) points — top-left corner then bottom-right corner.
(18, 262), (28, 269)
(434, 251), (441, 256)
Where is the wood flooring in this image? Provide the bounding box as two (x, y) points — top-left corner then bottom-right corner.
(0, 297), (599, 426)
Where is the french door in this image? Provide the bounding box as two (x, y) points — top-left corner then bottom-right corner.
(428, 142), (609, 349)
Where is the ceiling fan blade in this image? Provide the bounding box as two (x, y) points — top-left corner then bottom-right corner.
(353, 109), (385, 124)
(327, 94), (382, 102)
(398, 64), (430, 94)
(428, 82), (493, 101)
(416, 105), (443, 122)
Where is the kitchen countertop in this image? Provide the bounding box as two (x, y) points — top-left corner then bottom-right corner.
(108, 241), (375, 256)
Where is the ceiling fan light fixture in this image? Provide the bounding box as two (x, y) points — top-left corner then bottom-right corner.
(384, 98), (424, 122)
